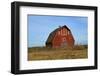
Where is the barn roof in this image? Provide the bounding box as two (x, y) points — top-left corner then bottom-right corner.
(46, 25), (70, 44)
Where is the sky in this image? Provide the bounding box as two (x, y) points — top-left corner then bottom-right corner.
(28, 15), (88, 47)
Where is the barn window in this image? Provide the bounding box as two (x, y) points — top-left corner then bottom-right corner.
(61, 30), (63, 35)
(61, 28), (67, 36)
(68, 31), (70, 35)
(58, 31), (60, 35)
(63, 30), (66, 35)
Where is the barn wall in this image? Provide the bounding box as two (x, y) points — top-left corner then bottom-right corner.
(52, 35), (62, 48)
(52, 28), (74, 48)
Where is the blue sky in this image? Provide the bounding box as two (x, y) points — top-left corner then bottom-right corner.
(28, 15), (88, 47)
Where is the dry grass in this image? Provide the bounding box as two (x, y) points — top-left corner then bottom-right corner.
(28, 45), (88, 61)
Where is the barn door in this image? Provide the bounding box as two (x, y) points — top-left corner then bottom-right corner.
(61, 37), (67, 47)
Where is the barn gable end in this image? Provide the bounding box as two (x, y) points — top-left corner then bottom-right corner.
(46, 25), (75, 48)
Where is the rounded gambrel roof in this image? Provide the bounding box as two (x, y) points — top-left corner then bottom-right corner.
(46, 25), (71, 44)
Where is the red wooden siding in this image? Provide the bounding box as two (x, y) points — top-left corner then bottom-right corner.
(46, 25), (75, 48)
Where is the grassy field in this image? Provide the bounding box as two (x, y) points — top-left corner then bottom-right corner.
(28, 45), (88, 61)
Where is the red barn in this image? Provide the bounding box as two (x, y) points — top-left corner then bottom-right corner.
(46, 25), (75, 48)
